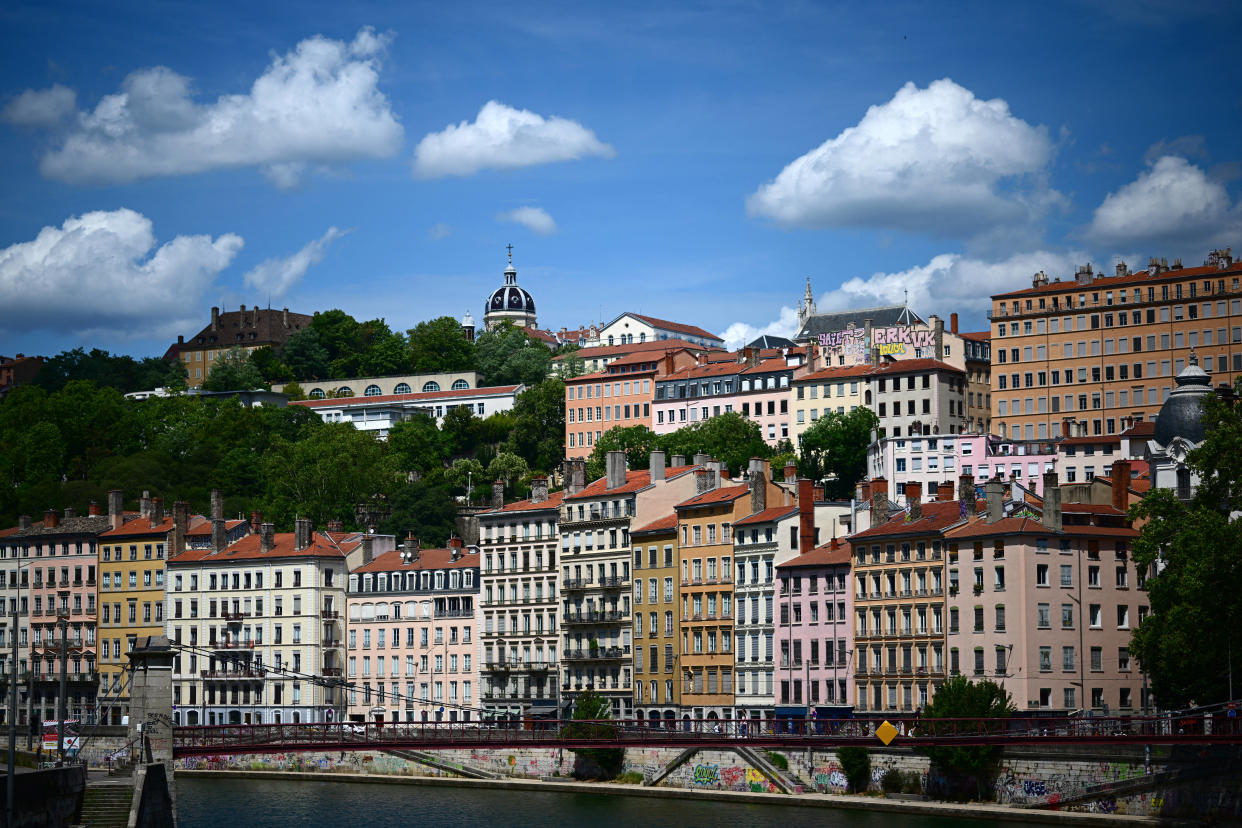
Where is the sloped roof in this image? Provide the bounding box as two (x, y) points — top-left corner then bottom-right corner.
(632, 513), (678, 535)
(564, 469), (653, 501)
(102, 514), (207, 538)
(734, 506), (797, 526)
(796, 305), (924, 341)
(959, 331), (991, 342)
(352, 546), (478, 573)
(850, 499), (966, 540)
(169, 530), (359, 563)
(627, 313), (722, 342)
(482, 490), (566, 514)
(993, 258), (1242, 300)
(186, 519), (248, 536)
(553, 338), (721, 363)
(777, 542), (852, 568)
(291, 384), (521, 409)
(946, 515), (1057, 539)
(676, 484), (749, 509)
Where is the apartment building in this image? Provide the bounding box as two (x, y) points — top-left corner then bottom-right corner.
(962, 332), (992, 433)
(775, 538), (853, 715)
(478, 477), (565, 720)
(2, 507), (110, 728)
(347, 537), (478, 723)
(630, 514), (679, 723)
(166, 519), (353, 726)
(598, 312), (725, 350)
(168, 304), (312, 388)
(989, 249), (1242, 441)
(98, 496), (199, 725)
(849, 480), (954, 714)
(565, 349), (697, 454)
(552, 338), (722, 376)
(291, 384), (523, 437)
(867, 433), (1058, 505)
(944, 474), (1145, 714)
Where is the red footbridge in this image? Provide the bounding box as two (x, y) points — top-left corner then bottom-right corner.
(171, 715), (1242, 757)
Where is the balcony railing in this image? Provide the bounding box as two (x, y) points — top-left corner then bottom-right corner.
(599, 576), (624, 588)
(222, 611), (247, 622)
(436, 608), (473, 619)
(562, 578), (588, 590)
(200, 669), (265, 680)
(322, 639), (342, 649)
(564, 646), (628, 661)
(320, 609), (340, 620)
(563, 610), (624, 624)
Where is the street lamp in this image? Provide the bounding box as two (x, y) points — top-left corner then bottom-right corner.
(56, 589), (70, 765)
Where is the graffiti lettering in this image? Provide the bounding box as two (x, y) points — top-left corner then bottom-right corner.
(692, 764), (720, 786)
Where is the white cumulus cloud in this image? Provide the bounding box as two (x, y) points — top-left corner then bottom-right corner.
(413, 100), (614, 178)
(1, 84), (77, 127)
(29, 28), (402, 186)
(721, 305), (801, 350)
(497, 206), (557, 235)
(747, 78), (1059, 237)
(0, 208), (242, 337)
(243, 226), (348, 299)
(1085, 155), (1241, 250)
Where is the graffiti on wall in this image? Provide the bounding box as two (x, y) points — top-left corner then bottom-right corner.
(817, 325), (936, 364)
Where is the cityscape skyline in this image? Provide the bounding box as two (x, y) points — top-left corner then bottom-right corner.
(3, 1), (1242, 359)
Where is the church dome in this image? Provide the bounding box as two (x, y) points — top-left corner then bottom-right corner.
(484, 252), (536, 326)
(1153, 354), (1213, 446)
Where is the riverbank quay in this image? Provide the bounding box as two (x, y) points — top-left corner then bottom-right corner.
(177, 770), (1178, 827)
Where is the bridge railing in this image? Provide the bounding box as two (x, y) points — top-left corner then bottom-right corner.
(171, 713), (1242, 756)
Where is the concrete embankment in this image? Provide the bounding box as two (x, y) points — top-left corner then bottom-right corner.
(177, 769), (1174, 826)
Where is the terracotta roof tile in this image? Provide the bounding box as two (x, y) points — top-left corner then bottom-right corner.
(169, 531), (359, 563)
(992, 259), (1242, 300)
(352, 546), (479, 573)
(946, 515), (1056, 539)
(564, 469), (654, 501)
(734, 506), (798, 526)
(186, 520), (248, 536)
(777, 542), (853, 568)
(959, 331), (991, 341)
(850, 500), (967, 540)
(628, 313), (721, 341)
(553, 339), (721, 362)
(676, 484), (749, 508)
(633, 514), (679, 534)
(482, 490), (566, 514)
(101, 514), (207, 538)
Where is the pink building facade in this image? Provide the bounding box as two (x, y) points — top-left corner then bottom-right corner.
(867, 433), (1059, 506)
(347, 538), (479, 723)
(775, 540), (854, 714)
(653, 355), (801, 448)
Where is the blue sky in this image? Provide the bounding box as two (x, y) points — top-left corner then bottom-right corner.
(2, 0), (1240, 358)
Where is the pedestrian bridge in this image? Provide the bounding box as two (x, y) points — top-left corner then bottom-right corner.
(170, 715), (1242, 757)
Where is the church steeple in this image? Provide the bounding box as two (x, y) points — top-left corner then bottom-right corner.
(798, 276), (816, 327)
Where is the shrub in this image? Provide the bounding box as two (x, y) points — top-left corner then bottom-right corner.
(880, 767), (904, 793)
(837, 747), (871, 793)
(903, 770), (923, 794)
(616, 771), (644, 784)
(765, 750), (789, 770)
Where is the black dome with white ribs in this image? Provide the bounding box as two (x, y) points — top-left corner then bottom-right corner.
(1153, 353), (1213, 447)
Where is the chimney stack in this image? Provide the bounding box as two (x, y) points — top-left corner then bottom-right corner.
(906, 481), (923, 520)
(692, 452), (710, 468)
(88, 501), (100, 518)
(210, 306), (220, 331)
(210, 489), (223, 521)
(250, 511), (261, 533)
(361, 534), (374, 565)
(606, 450), (627, 491)
(212, 516), (226, 553)
(64, 506), (76, 520)
(784, 462), (797, 484)
(937, 481), (955, 502)
(694, 468), (715, 495)
(151, 497), (164, 526)
(44, 508), (59, 529)
(449, 535), (464, 561)
(798, 479), (814, 555)
(327, 520), (343, 532)
(492, 480), (505, 509)
(260, 523), (275, 554)
(670, 454), (686, 469)
(748, 458), (767, 514)
(140, 491), (152, 518)
(871, 477), (889, 523)
(171, 501), (190, 557)
(959, 474), (977, 516)
(950, 312), (959, 335)
(531, 476), (549, 504)
(1111, 460), (1132, 513)
(109, 489), (124, 530)
(17, 515), (31, 531)
(650, 450), (666, 483)
(985, 480), (1004, 524)
(295, 518), (313, 551)
(403, 534), (420, 563)
(1042, 472), (1062, 532)
(563, 458), (587, 496)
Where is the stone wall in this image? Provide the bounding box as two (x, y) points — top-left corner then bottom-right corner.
(0, 764), (86, 828)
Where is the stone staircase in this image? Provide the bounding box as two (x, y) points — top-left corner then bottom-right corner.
(78, 783), (133, 828)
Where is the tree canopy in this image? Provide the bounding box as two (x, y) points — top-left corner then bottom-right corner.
(917, 676), (1014, 800)
(202, 347), (268, 391)
(797, 406), (879, 499)
(1130, 382), (1242, 709)
(34, 347), (186, 394)
(474, 323), (553, 387)
(408, 316), (476, 374)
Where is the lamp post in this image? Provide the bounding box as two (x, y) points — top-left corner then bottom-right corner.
(56, 590), (69, 764)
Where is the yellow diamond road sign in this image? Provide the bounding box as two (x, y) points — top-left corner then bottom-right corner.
(876, 720), (898, 746)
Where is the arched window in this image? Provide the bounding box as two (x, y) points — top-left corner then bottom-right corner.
(365, 384), (383, 397)
(309, 388), (325, 399)
(336, 386), (354, 397)
(422, 381), (440, 392)
(608, 336), (615, 346)
(639, 333), (646, 342)
(394, 383), (411, 394)
(451, 379), (469, 390)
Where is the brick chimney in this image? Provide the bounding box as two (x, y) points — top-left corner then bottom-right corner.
(88, 501), (100, 518)
(294, 518), (313, 552)
(361, 534), (374, 565)
(906, 481), (923, 520)
(937, 481), (955, 502)
(958, 474), (977, 517)
(210, 306), (220, 331)
(1042, 472), (1062, 532)
(44, 508), (59, 529)
(859, 481), (872, 502)
(985, 480), (1004, 524)
(449, 535), (464, 561)
(17, 515), (30, 531)
(871, 477), (888, 522)
(151, 497), (164, 526)
(784, 462), (797, 484)
(210, 489), (223, 521)
(170, 501), (190, 557)
(563, 458), (587, 496)
(530, 476), (549, 504)
(492, 480), (505, 509)
(650, 450), (666, 483)
(109, 489), (124, 530)
(139, 491), (152, 519)
(260, 523), (275, 554)
(403, 534), (420, 564)
(606, 450), (627, 490)
(250, 511), (262, 533)
(749, 458), (767, 514)
(798, 479), (814, 555)
(1111, 460), (1132, 513)
(950, 312), (959, 334)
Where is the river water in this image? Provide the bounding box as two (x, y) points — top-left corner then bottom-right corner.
(177, 777), (1035, 827)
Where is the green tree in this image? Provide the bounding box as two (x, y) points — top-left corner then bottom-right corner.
(259, 423), (393, 528)
(660, 411), (771, 475)
(565, 688), (623, 779)
(202, 347), (268, 391)
(487, 451), (530, 499)
(1130, 382), (1242, 708)
(387, 413), (447, 475)
(505, 379), (566, 474)
(408, 316), (475, 374)
(836, 746), (871, 793)
(445, 458), (485, 503)
(379, 474), (459, 546)
(356, 319), (413, 377)
(34, 347), (186, 394)
(917, 676), (1015, 800)
(440, 405), (481, 459)
(282, 328), (331, 381)
(474, 323), (553, 387)
(250, 346), (293, 384)
(586, 425), (659, 481)
(797, 407), (879, 499)
(554, 344), (585, 379)
(281, 380), (307, 401)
